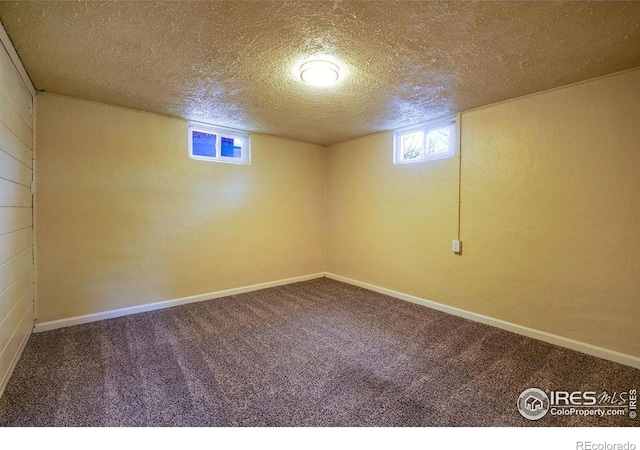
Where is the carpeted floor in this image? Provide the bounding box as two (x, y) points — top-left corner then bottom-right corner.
(0, 278), (638, 427)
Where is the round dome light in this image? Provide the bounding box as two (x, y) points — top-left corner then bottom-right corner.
(299, 60), (340, 87)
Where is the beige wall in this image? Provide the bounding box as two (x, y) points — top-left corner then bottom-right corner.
(327, 68), (640, 357)
(0, 39), (33, 394)
(35, 94), (325, 322)
(35, 69), (640, 357)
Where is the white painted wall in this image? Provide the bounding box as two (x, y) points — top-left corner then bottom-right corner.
(0, 25), (35, 398)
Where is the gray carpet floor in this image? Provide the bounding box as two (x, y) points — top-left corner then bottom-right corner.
(0, 278), (638, 427)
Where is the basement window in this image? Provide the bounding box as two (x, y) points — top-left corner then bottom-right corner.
(188, 122), (251, 165)
(393, 115), (457, 164)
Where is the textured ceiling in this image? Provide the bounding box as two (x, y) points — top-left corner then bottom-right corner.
(1, 1), (640, 146)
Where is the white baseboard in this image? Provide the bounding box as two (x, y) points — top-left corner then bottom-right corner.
(33, 273), (325, 333)
(324, 272), (640, 369)
(0, 322), (31, 399)
(32, 270), (640, 369)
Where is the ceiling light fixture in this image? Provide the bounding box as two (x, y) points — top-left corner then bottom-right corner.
(299, 60), (340, 87)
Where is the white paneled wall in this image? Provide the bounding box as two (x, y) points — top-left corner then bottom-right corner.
(0, 29), (34, 397)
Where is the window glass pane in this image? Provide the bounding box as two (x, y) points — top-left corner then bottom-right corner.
(426, 126), (451, 154)
(221, 136), (243, 158)
(192, 130), (217, 157)
(401, 131), (424, 160)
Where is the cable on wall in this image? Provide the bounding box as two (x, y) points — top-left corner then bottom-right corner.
(456, 113), (463, 242)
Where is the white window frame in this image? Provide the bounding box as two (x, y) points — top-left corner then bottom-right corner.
(393, 114), (459, 164)
(188, 122), (251, 165)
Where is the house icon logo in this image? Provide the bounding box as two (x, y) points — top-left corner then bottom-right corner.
(526, 395), (543, 411)
(518, 388), (550, 420)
